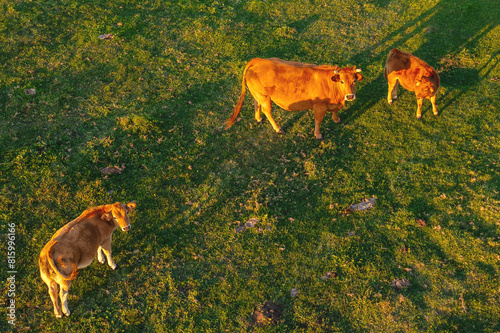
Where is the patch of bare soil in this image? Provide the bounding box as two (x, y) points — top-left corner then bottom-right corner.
(252, 301), (283, 326)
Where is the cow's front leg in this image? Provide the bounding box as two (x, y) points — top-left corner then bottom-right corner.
(100, 238), (117, 270)
(430, 95), (438, 116)
(332, 109), (342, 124)
(416, 98), (423, 119)
(313, 106), (328, 140)
(97, 246), (105, 264)
(387, 75), (398, 105)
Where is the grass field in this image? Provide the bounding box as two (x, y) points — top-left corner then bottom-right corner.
(1, 0), (500, 331)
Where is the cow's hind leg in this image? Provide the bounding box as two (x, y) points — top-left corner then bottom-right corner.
(47, 280), (63, 318)
(41, 265), (63, 318)
(256, 96), (283, 134)
(254, 99), (262, 123)
(59, 280), (72, 317)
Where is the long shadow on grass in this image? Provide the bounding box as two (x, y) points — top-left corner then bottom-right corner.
(338, 1), (500, 329)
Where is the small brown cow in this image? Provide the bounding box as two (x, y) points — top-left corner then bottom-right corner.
(385, 48), (440, 119)
(225, 58), (363, 139)
(39, 202), (136, 318)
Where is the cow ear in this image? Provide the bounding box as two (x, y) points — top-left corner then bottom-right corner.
(356, 73), (363, 81)
(101, 212), (113, 221)
(331, 75), (340, 82)
(126, 201), (137, 212)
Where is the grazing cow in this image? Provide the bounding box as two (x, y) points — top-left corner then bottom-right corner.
(225, 58), (363, 139)
(385, 48), (440, 119)
(39, 202), (136, 318)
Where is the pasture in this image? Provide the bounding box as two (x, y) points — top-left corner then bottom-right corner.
(1, 0), (499, 331)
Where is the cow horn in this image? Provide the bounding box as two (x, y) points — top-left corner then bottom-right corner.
(356, 68), (362, 72)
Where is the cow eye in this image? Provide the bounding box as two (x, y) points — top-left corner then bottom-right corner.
(341, 81), (344, 84)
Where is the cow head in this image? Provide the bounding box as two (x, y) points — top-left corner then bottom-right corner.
(415, 75), (436, 99)
(331, 67), (363, 101)
(102, 201), (137, 231)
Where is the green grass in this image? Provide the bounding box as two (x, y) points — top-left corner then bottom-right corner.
(1, 0), (500, 331)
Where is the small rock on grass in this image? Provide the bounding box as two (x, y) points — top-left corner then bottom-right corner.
(98, 33), (113, 40)
(235, 218), (259, 233)
(321, 271), (337, 280)
(349, 197), (376, 211)
(100, 165), (125, 175)
(391, 278), (411, 290)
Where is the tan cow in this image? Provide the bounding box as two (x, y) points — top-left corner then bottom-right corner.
(39, 202), (136, 318)
(225, 58), (363, 139)
(385, 48), (440, 119)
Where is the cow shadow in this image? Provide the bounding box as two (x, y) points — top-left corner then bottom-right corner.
(335, 0), (499, 123)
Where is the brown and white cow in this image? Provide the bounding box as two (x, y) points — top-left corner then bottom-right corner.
(385, 48), (440, 119)
(39, 202), (136, 318)
(225, 58), (363, 139)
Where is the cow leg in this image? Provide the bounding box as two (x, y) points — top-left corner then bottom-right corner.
(416, 98), (423, 119)
(391, 81), (399, 102)
(97, 246), (105, 264)
(387, 75), (398, 105)
(254, 99), (262, 123)
(430, 95), (438, 116)
(259, 97), (283, 134)
(100, 237), (117, 270)
(313, 105), (329, 140)
(59, 280), (72, 317)
(40, 263), (63, 318)
(47, 280), (63, 318)
(332, 109), (342, 124)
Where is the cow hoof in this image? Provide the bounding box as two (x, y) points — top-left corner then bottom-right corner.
(388, 100), (393, 105)
(277, 129), (285, 135)
(417, 116), (422, 120)
(55, 312), (63, 319)
(334, 119), (342, 124)
(112, 264), (119, 270)
(316, 136), (324, 141)
(433, 112), (438, 116)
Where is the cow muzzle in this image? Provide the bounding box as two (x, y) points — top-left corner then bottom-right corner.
(122, 225), (131, 231)
(345, 94), (356, 101)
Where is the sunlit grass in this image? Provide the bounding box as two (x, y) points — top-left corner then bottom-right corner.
(1, 0), (499, 331)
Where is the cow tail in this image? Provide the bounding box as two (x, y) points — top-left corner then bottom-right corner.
(47, 240), (78, 281)
(225, 63), (250, 129)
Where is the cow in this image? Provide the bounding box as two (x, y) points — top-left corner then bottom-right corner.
(225, 58), (363, 140)
(385, 48), (440, 119)
(39, 202), (136, 318)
